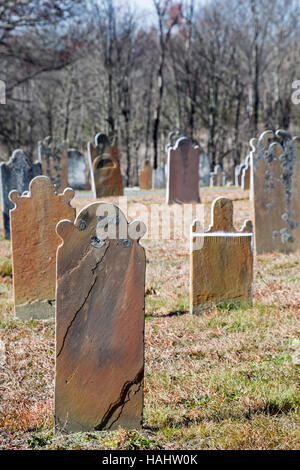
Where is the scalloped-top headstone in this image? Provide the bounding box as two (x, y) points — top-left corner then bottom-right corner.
(166, 137), (200, 204)
(210, 164), (226, 187)
(68, 149), (87, 190)
(251, 130), (300, 254)
(10, 176), (75, 319)
(38, 136), (68, 192)
(190, 197), (253, 314)
(87, 133), (123, 198)
(139, 161), (152, 190)
(55, 202), (146, 433)
(0, 149), (42, 239)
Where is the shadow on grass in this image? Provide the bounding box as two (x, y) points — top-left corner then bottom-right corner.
(146, 309), (189, 319)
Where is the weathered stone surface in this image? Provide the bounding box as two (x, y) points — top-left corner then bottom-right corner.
(235, 163), (246, 186)
(166, 137), (200, 204)
(38, 136), (68, 192)
(87, 134), (123, 198)
(0, 150), (42, 239)
(210, 164), (226, 187)
(139, 161), (152, 190)
(9, 176), (75, 319)
(68, 149), (87, 190)
(241, 155), (251, 190)
(190, 197), (253, 314)
(251, 129), (300, 254)
(199, 151), (211, 187)
(55, 203), (146, 433)
(152, 166), (165, 189)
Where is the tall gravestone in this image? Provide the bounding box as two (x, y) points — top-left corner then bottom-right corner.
(10, 176), (76, 319)
(38, 136), (68, 192)
(251, 129), (300, 254)
(139, 161), (152, 190)
(190, 197), (253, 314)
(0, 149), (42, 239)
(241, 155), (251, 190)
(87, 133), (123, 198)
(199, 151), (211, 187)
(68, 149), (87, 190)
(210, 164), (226, 187)
(55, 202), (146, 432)
(166, 137), (200, 204)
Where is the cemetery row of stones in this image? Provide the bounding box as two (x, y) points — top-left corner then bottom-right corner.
(0, 129), (299, 433)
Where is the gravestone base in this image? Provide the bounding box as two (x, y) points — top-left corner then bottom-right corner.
(15, 299), (55, 320)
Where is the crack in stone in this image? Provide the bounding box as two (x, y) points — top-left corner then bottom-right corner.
(94, 367), (144, 431)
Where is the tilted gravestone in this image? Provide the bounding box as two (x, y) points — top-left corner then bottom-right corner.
(241, 155), (251, 190)
(38, 136), (68, 192)
(251, 129), (300, 254)
(199, 151), (211, 187)
(152, 166), (165, 189)
(87, 133), (123, 198)
(0, 149), (42, 239)
(190, 197), (253, 314)
(68, 149), (87, 190)
(166, 137), (200, 204)
(139, 161), (152, 190)
(55, 202), (146, 432)
(210, 164), (226, 187)
(10, 176), (75, 319)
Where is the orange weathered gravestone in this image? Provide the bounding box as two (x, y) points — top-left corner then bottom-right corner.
(139, 161), (152, 190)
(38, 136), (68, 192)
(87, 133), (123, 198)
(55, 202), (146, 433)
(10, 176), (75, 319)
(190, 197), (253, 314)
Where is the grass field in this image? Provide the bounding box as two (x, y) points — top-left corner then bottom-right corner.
(0, 189), (299, 450)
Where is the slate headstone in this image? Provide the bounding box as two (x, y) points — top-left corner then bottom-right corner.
(199, 151), (211, 187)
(68, 149), (87, 190)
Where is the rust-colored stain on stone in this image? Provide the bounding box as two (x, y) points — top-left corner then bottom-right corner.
(55, 203), (146, 433)
(9, 176), (75, 319)
(87, 134), (123, 198)
(190, 197), (253, 314)
(139, 161), (152, 190)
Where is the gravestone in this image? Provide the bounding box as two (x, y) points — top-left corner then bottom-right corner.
(0, 150), (42, 239)
(10, 176), (75, 319)
(210, 164), (226, 187)
(166, 137), (200, 204)
(55, 202), (146, 432)
(251, 129), (300, 254)
(190, 197), (253, 314)
(199, 151), (211, 187)
(241, 155), (251, 190)
(237, 163), (246, 186)
(87, 133), (123, 198)
(139, 161), (152, 190)
(38, 136), (68, 192)
(235, 165), (241, 186)
(68, 149), (87, 190)
(152, 166), (165, 189)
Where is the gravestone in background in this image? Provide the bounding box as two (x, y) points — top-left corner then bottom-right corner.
(87, 133), (123, 198)
(241, 155), (251, 190)
(166, 137), (200, 204)
(139, 161), (152, 190)
(68, 149), (87, 190)
(199, 151), (211, 187)
(10, 176), (75, 319)
(190, 197), (253, 314)
(152, 166), (165, 189)
(0, 149), (42, 239)
(55, 202), (146, 432)
(210, 164), (226, 187)
(38, 136), (68, 192)
(251, 129), (300, 254)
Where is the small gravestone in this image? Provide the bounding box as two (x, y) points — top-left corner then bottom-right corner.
(234, 165), (241, 186)
(199, 151), (211, 187)
(68, 149), (87, 190)
(241, 155), (251, 190)
(166, 137), (200, 204)
(139, 161), (152, 190)
(190, 197), (253, 314)
(251, 129), (300, 254)
(38, 136), (68, 192)
(210, 164), (226, 187)
(10, 176), (75, 319)
(237, 163), (246, 186)
(55, 202), (146, 432)
(87, 134), (123, 198)
(0, 150), (42, 239)
(152, 166), (165, 189)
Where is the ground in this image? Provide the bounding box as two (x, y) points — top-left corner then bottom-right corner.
(0, 188), (299, 450)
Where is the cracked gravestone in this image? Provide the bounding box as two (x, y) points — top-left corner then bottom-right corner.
(241, 155), (251, 190)
(87, 133), (123, 198)
(55, 202), (146, 432)
(68, 149), (87, 190)
(251, 130), (300, 254)
(210, 164), (226, 187)
(166, 137), (200, 204)
(0, 149), (42, 239)
(9, 176), (75, 319)
(190, 197), (253, 314)
(139, 161), (152, 190)
(38, 136), (68, 192)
